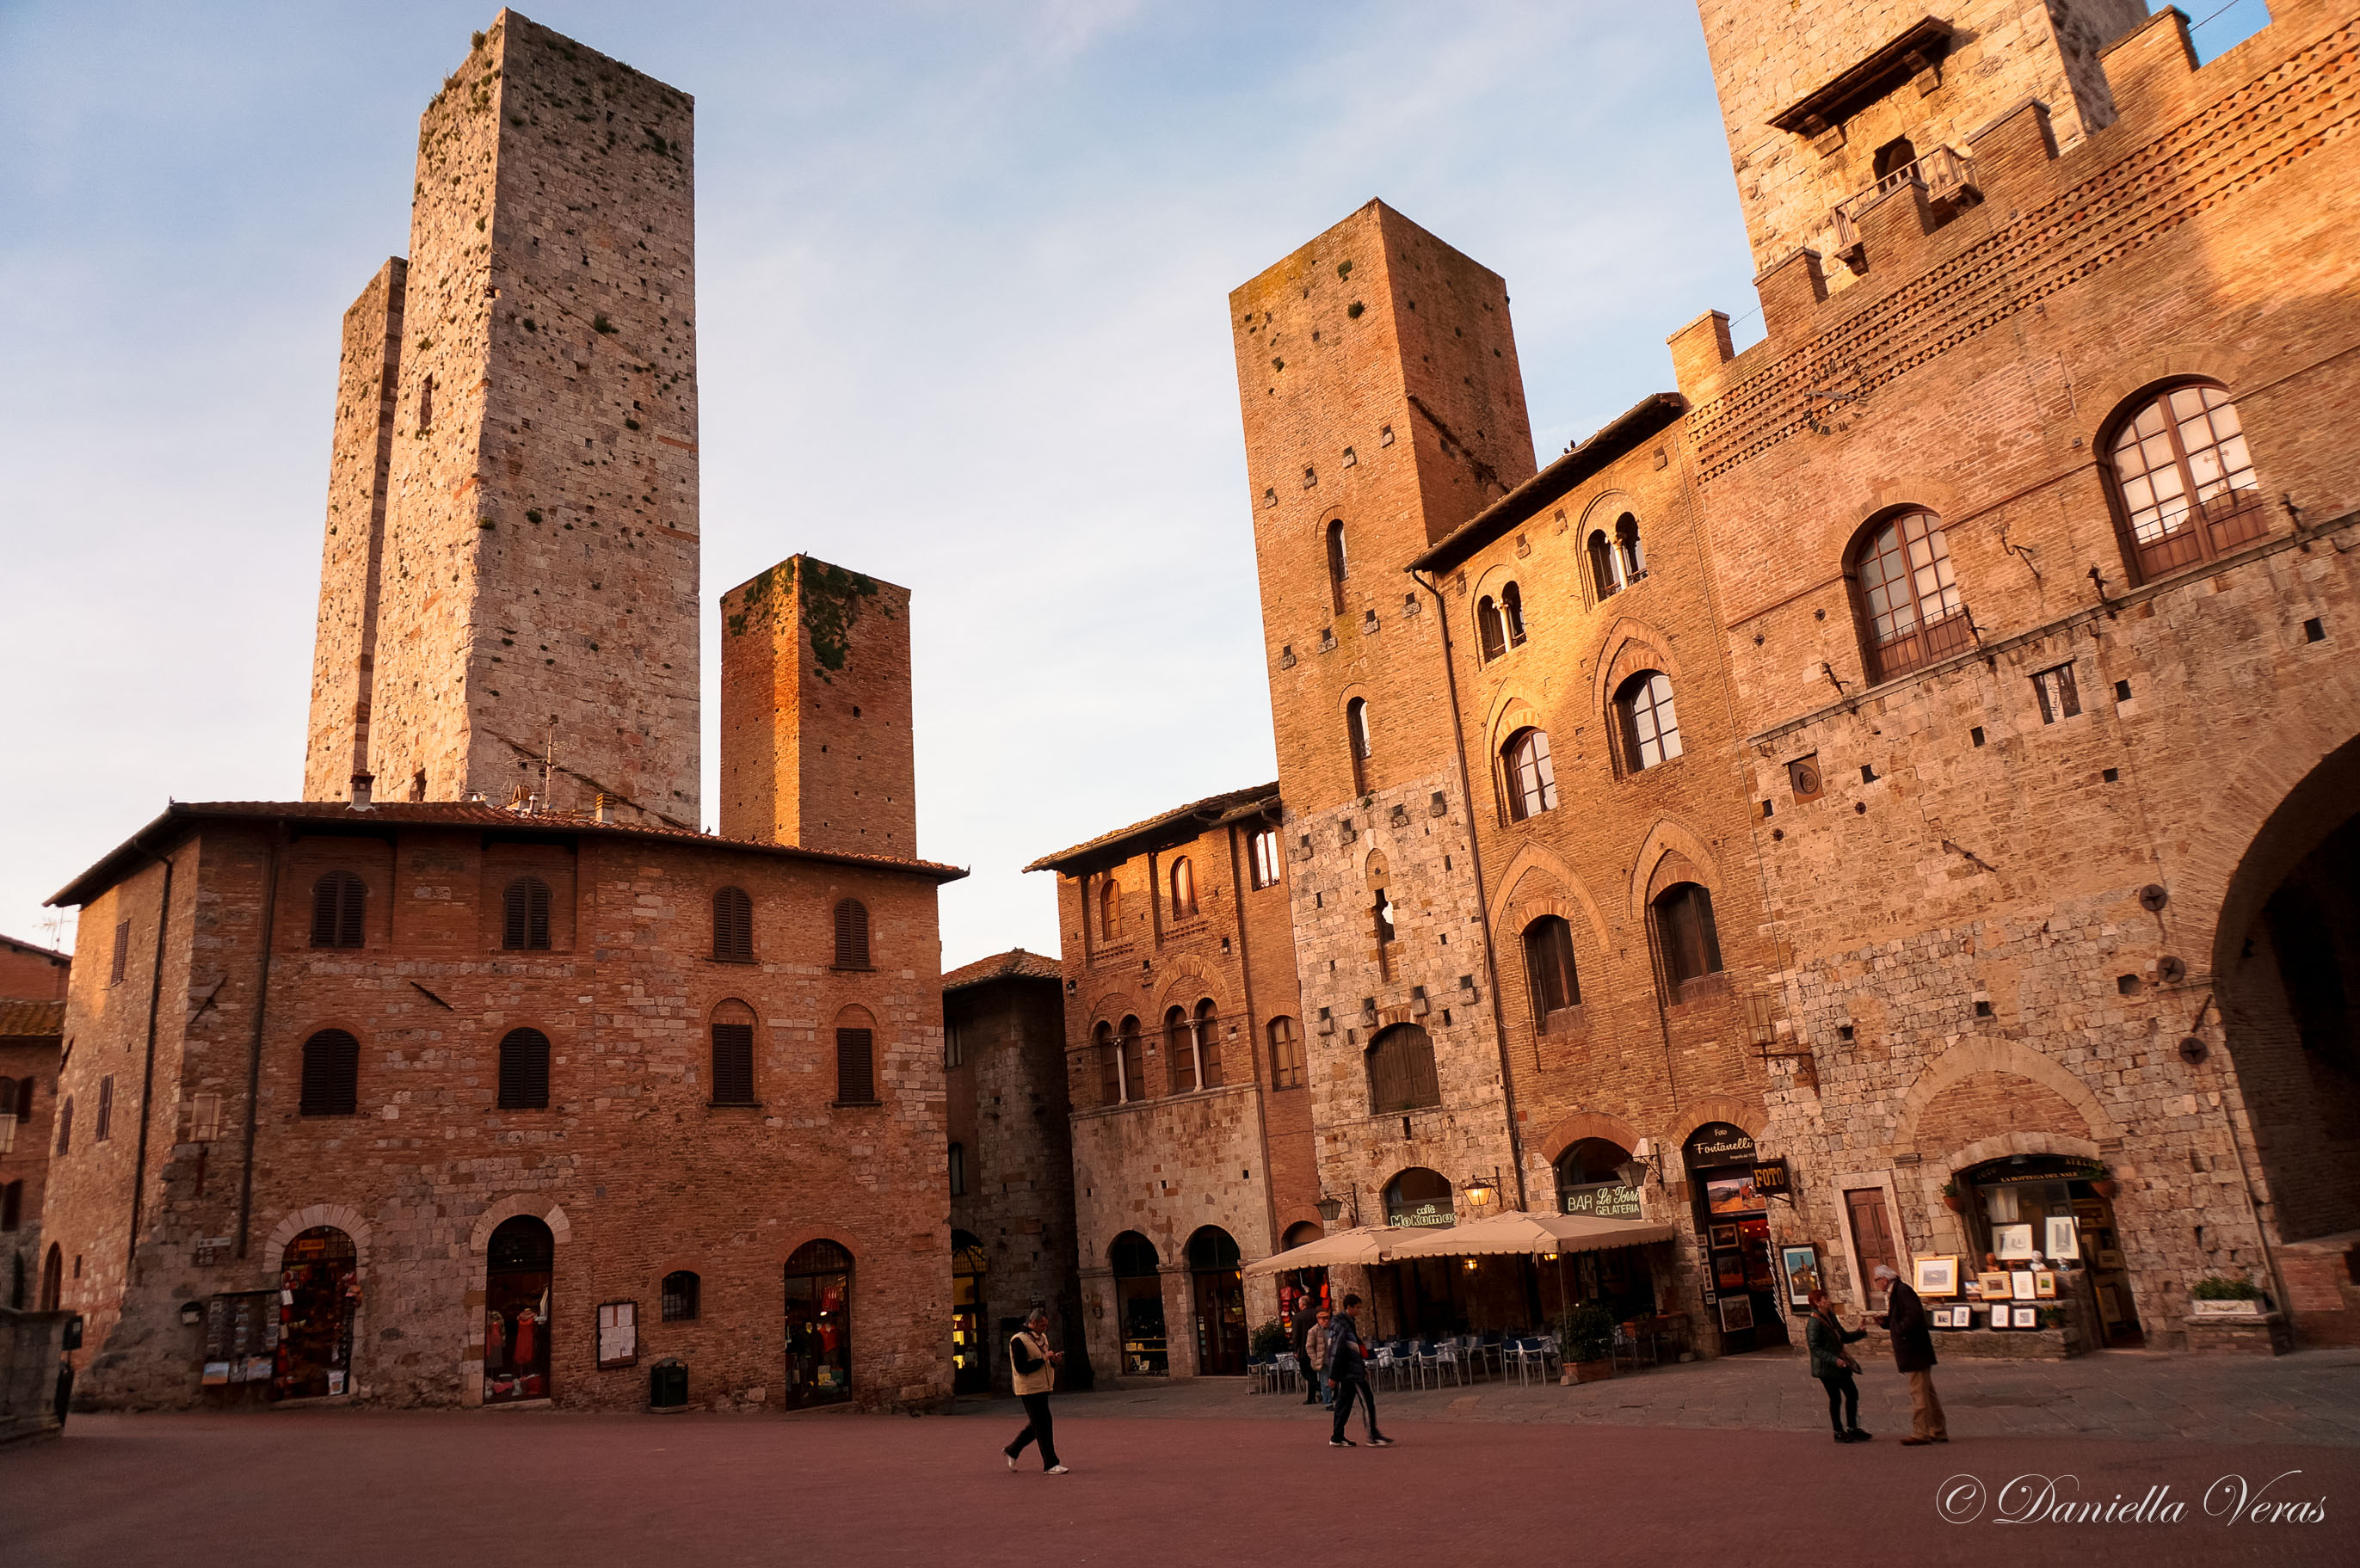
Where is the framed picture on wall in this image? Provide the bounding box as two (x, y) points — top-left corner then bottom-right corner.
(1718, 1294), (1755, 1333)
(1714, 1251), (1747, 1291)
(1782, 1245), (1821, 1307)
(2097, 1248), (2125, 1271)
(1710, 1223), (1739, 1249)
(1994, 1223), (2037, 1260)
(2044, 1216), (2080, 1261)
(1912, 1256), (1959, 1298)
(1705, 1175), (1762, 1215)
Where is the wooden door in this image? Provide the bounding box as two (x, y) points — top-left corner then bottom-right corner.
(1845, 1187), (1901, 1301)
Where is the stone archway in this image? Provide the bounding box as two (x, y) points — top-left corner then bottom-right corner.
(264, 1203), (375, 1275)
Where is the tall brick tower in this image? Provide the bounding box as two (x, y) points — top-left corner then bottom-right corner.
(718, 556), (917, 857)
(1231, 200), (1537, 1221)
(1698, 0), (2148, 278)
(304, 10), (700, 825)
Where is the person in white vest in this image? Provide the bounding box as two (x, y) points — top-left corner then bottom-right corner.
(1002, 1305), (1069, 1474)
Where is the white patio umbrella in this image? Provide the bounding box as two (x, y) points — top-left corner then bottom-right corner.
(1383, 1209), (1675, 1260)
(1241, 1224), (1398, 1276)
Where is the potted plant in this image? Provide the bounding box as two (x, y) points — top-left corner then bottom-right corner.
(2086, 1165), (2117, 1201)
(1940, 1178), (1963, 1214)
(1557, 1301), (1617, 1384)
(2189, 1277), (2265, 1318)
(1249, 1320), (1291, 1360)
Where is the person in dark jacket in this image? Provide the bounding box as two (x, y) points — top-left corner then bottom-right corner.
(1293, 1304), (1324, 1406)
(1803, 1288), (1870, 1442)
(1872, 1264), (1946, 1444)
(1323, 1294), (1393, 1448)
(1002, 1307), (1068, 1473)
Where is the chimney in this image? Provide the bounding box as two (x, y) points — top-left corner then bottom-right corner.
(594, 792), (613, 824)
(350, 772), (374, 811)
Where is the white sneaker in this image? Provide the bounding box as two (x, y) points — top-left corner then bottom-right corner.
(1005, 1453), (1017, 1472)
(1046, 1464), (1069, 1474)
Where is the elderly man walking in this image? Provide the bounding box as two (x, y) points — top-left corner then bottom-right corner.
(1872, 1263), (1946, 1445)
(1002, 1306), (1069, 1474)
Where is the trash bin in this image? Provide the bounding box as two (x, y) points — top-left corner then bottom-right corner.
(650, 1358), (687, 1411)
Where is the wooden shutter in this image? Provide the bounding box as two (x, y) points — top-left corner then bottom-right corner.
(2, 1182), (20, 1232)
(96, 1077), (114, 1141)
(312, 871), (365, 949)
(1846, 1188), (1900, 1290)
(311, 876), (339, 946)
(499, 1028), (551, 1109)
(835, 1028), (875, 1103)
(505, 878), (551, 950)
(713, 887), (752, 962)
(111, 921), (129, 982)
(712, 1022), (755, 1104)
(1097, 1030), (1121, 1107)
(300, 1029), (360, 1116)
(834, 900), (869, 968)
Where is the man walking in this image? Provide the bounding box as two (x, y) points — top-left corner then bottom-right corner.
(1297, 1306), (1328, 1407)
(1003, 1306), (1069, 1474)
(1872, 1263), (1946, 1445)
(1323, 1293), (1393, 1448)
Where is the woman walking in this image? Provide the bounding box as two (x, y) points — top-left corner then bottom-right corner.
(1804, 1288), (1871, 1443)
(1002, 1307), (1069, 1474)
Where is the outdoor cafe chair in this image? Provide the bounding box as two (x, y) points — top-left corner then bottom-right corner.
(1430, 1341), (1466, 1387)
(1273, 1351), (1301, 1392)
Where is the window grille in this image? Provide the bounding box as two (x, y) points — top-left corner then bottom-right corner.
(661, 1271), (700, 1323)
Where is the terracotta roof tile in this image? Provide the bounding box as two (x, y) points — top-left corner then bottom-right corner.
(940, 948), (1063, 992)
(1025, 782), (1281, 875)
(0, 998), (66, 1038)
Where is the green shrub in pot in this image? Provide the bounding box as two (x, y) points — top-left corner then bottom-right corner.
(1557, 1301), (1617, 1366)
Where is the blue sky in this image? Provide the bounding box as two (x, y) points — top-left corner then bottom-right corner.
(0, 1), (2258, 970)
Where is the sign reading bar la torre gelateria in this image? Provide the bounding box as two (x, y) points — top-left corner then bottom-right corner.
(1561, 1181), (1643, 1220)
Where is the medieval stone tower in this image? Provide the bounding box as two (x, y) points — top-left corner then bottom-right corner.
(718, 556), (917, 857)
(1231, 200), (1539, 1220)
(304, 10), (701, 825)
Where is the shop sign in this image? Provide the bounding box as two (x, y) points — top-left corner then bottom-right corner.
(1560, 1181), (1642, 1221)
(1751, 1159), (1791, 1199)
(1388, 1202), (1455, 1228)
(1685, 1124), (1756, 1166)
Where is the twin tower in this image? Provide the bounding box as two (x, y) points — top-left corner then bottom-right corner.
(299, 10), (913, 858)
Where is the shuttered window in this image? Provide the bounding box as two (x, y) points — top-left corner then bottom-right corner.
(833, 900), (870, 968)
(111, 920), (130, 984)
(1365, 1024), (1440, 1113)
(711, 1016), (755, 1105)
(1, 1182), (21, 1232)
(502, 877), (552, 951)
(498, 1027), (551, 1109)
(1094, 1023), (1121, 1107)
(712, 886), (754, 962)
(1654, 882), (1725, 991)
(300, 1029), (361, 1116)
(311, 871), (366, 949)
(96, 1077), (114, 1141)
(835, 1027), (876, 1104)
(662, 1270), (700, 1322)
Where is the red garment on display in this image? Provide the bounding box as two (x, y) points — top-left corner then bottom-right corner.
(515, 1308), (539, 1366)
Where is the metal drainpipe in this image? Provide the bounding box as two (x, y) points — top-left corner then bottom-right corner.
(126, 838), (177, 1268)
(235, 827), (286, 1259)
(1408, 566), (1527, 1211)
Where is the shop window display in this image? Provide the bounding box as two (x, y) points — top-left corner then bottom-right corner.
(484, 1215), (554, 1404)
(1955, 1154), (2141, 1345)
(952, 1230), (989, 1395)
(1187, 1227), (1248, 1377)
(1108, 1230), (1168, 1375)
(1683, 1123), (1786, 1353)
(273, 1226), (357, 1400)
(785, 1239), (853, 1406)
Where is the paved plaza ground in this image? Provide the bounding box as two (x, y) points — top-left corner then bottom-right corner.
(4, 1349), (2357, 1565)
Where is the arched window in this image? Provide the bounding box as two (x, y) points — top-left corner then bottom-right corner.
(1100, 878), (1123, 942)
(1556, 1138), (1639, 1219)
(55, 1096), (71, 1155)
(1169, 857), (1198, 920)
(1194, 997), (1223, 1090)
(310, 871), (365, 950)
(1384, 1166), (1454, 1227)
(948, 1141), (966, 1196)
(1617, 671), (1682, 771)
(40, 1244), (62, 1312)
(497, 1027), (551, 1109)
(1501, 582), (1527, 646)
(1588, 530), (1621, 600)
(1653, 882), (1724, 991)
(1164, 1005), (1195, 1094)
(1616, 513), (1646, 584)
(2106, 381), (2264, 580)
(783, 1239), (853, 1407)
(1365, 1023), (1440, 1113)
(1373, 887), (1396, 944)
(1476, 596), (1507, 661)
(1872, 135), (1918, 184)
(1346, 698), (1371, 793)
(1502, 727), (1557, 820)
(1110, 1231), (1159, 1276)
(1119, 1015), (1144, 1105)
(711, 999), (756, 1105)
(299, 1028), (360, 1116)
(662, 1270), (700, 1322)
(1268, 1015), (1302, 1089)
(502, 876), (551, 950)
(1325, 520), (1350, 614)
(1522, 915), (1580, 1028)
(712, 886), (753, 962)
(1851, 507), (1968, 682)
(1094, 1020), (1123, 1106)
(835, 1006), (877, 1103)
(833, 899), (871, 968)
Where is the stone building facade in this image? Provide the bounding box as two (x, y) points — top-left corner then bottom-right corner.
(940, 949), (1085, 1394)
(36, 11), (970, 1411)
(0, 935), (71, 1001)
(303, 10), (701, 825)
(1028, 784), (1316, 1378)
(2, 998), (64, 1312)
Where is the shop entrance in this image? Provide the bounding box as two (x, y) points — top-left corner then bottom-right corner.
(273, 1226), (356, 1400)
(1187, 1227), (1247, 1376)
(1957, 1155), (2142, 1347)
(483, 1215), (552, 1405)
(1109, 1231), (1168, 1375)
(1684, 1123), (1787, 1353)
(952, 1230), (989, 1395)
(1277, 1221), (1328, 1339)
(785, 1239), (853, 1407)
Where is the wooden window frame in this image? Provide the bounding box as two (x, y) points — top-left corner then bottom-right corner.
(1587, 530), (1621, 602)
(1099, 878), (1123, 942)
(1849, 508), (1970, 685)
(502, 876), (553, 951)
(311, 871), (367, 950)
(1502, 727), (1558, 820)
(1194, 997), (1223, 1090)
(1653, 882), (1725, 994)
(711, 886), (755, 962)
(1164, 1005), (1197, 1095)
(834, 1026), (878, 1105)
(1248, 828), (1280, 890)
(1522, 916), (1581, 1030)
(299, 1028), (361, 1117)
(2033, 661), (2082, 725)
(1476, 596), (1507, 662)
(1268, 1016), (1302, 1090)
(1346, 698), (1371, 795)
(832, 899), (872, 970)
(948, 1141), (965, 1196)
(1169, 857), (1198, 921)
(1616, 672), (1683, 773)
(710, 1011), (756, 1106)
(95, 1076), (114, 1142)
(497, 1027), (552, 1110)
(2103, 380), (2267, 584)
(1365, 1024), (1441, 1114)
(1501, 581), (1527, 647)
(1325, 520), (1350, 616)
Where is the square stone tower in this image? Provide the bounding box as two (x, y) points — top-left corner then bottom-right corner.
(718, 556), (916, 857)
(1698, 0), (2149, 274)
(1231, 200), (1537, 1220)
(304, 10), (700, 825)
